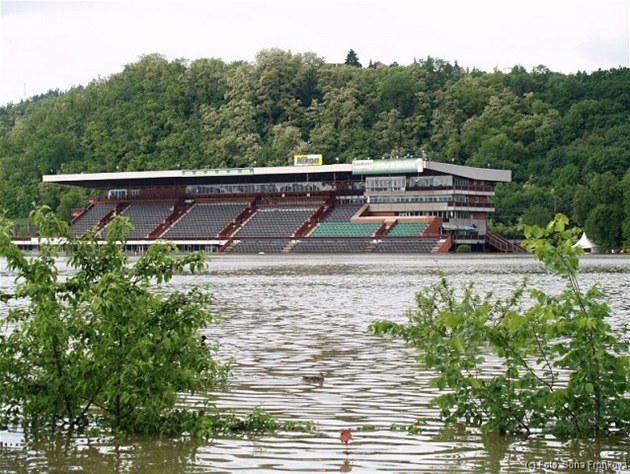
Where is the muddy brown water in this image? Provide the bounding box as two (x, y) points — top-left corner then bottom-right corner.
(1, 254), (629, 473)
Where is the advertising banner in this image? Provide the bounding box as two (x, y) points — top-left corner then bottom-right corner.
(294, 154), (323, 166)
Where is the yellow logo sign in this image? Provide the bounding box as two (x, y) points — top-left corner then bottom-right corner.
(294, 154), (323, 166)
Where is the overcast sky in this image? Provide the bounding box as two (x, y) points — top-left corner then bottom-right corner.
(1, 0), (628, 106)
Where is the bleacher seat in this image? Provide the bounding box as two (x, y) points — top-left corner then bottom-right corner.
(309, 222), (380, 237)
(164, 203), (247, 239)
(292, 239), (371, 253)
(228, 239), (290, 253)
(119, 202), (174, 239)
(372, 238), (442, 253)
(71, 203), (115, 237)
(235, 207), (316, 237)
(320, 204), (363, 222)
(387, 222), (428, 237)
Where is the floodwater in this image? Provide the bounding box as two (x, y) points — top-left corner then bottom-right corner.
(1, 254), (629, 473)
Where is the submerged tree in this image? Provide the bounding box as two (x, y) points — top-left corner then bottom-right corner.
(371, 214), (630, 438)
(0, 207), (230, 434)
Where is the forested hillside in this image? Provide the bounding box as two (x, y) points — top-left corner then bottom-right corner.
(1, 49), (629, 248)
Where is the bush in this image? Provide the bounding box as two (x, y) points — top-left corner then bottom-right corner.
(371, 214), (630, 438)
(456, 244), (471, 253)
(0, 207), (230, 434)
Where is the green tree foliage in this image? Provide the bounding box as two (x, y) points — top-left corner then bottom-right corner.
(371, 214), (630, 438)
(0, 52), (629, 246)
(344, 49), (362, 67)
(378, 68), (420, 117)
(623, 170), (630, 247)
(572, 172), (624, 251)
(0, 207), (231, 434)
(520, 204), (553, 227)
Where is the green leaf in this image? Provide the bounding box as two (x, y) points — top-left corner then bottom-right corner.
(0, 207), (230, 436)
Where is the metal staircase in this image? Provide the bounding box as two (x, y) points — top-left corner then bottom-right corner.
(485, 234), (527, 253)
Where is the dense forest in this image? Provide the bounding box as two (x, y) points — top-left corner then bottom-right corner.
(0, 49), (629, 249)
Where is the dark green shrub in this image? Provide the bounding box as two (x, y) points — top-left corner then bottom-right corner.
(0, 207), (228, 434)
(371, 214), (630, 438)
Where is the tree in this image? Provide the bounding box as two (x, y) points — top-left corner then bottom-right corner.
(520, 204), (553, 227)
(623, 170), (630, 247)
(372, 109), (417, 157)
(250, 49), (307, 124)
(308, 81), (368, 159)
(371, 214), (630, 438)
(466, 134), (528, 181)
(572, 172), (624, 250)
(182, 57), (228, 112)
(0, 49), (629, 239)
(344, 49), (362, 68)
(428, 74), (497, 163)
(201, 99), (262, 167)
(378, 69), (420, 116)
(0, 208), (228, 434)
(270, 123), (308, 165)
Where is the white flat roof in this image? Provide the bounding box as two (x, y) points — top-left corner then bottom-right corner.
(426, 161), (511, 182)
(43, 169), (182, 183)
(42, 164), (354, 184)
(42, 160), (510, 185)
(253, 163), (352, 175)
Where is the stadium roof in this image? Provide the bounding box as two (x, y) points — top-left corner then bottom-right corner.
(42, 159), (511, 189)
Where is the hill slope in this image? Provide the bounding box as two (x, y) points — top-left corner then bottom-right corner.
(1, 50), (629, 248)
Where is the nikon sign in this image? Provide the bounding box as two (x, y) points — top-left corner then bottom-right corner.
(293, 154), (323, 166)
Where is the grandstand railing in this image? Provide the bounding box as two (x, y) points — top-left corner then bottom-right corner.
(423, 217), (443, 236)
(294, 205), (327, 237)
(406, 184), (494, 193)
(447, 201), (495, 209)
(436, 234), (453, 253)
(218, 204), (257, 238)
(374, 221), (390, 238)
(98, 202), (129, 232)
(149, 199), (189, 238)
(70, 204), (91, 226)
(485, 234), (527, 253)
(255, 192), (329, 206)
(217, 237), (235, 253)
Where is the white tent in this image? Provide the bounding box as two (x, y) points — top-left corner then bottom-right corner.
(573, 232), (600, 253)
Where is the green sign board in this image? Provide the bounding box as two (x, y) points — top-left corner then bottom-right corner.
(182, 168), (254, 177)
(351, 159), (424, 175)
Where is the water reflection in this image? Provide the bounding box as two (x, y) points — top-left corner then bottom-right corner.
(1, 254), (629, 473)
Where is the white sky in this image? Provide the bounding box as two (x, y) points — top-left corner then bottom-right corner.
(0, 0), (628, 106)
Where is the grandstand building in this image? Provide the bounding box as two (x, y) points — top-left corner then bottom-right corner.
(42, 158), (517, 253)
